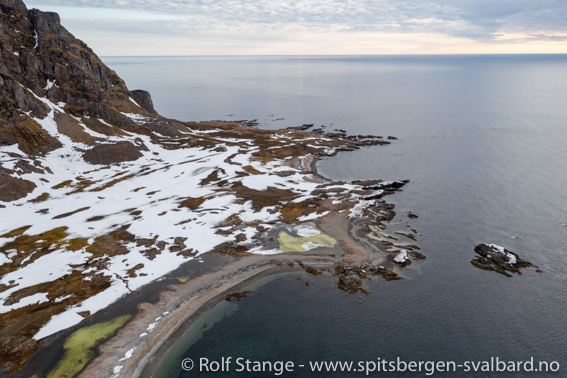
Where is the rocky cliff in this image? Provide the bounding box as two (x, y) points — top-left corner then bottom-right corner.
(0, 0), (185, 201)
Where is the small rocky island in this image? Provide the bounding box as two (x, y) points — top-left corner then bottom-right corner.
(471, 244), (541, 277)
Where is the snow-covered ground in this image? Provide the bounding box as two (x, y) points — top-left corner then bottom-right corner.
(0, 96), (391, 340)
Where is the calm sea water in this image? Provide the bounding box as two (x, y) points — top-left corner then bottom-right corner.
(104, 55), (567, 377)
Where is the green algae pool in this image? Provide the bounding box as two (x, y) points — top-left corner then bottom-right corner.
(277, 231), (336, 252)
(47, 314), (132, 378)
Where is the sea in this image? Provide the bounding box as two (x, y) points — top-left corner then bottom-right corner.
(104, 55), (567, 377)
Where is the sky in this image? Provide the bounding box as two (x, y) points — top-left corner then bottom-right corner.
(25, 0), (567, 56)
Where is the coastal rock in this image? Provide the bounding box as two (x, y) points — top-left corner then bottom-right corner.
(408, 250), (425, 260)
(337, 274), (365, 294)
(353, 179), (409, 200)
(387, 248), (425, 266)
(130, 90), (157, 114)
(471, 244), (541, 277)
(225, 291), (249, 301)
(391, 249), (411, 266)
(334, 262), (401, 294)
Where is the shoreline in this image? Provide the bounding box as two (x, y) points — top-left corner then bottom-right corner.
(79, 152), (397, 378)
(80, 254), (338, 378)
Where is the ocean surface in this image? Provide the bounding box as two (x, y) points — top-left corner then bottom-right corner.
(105, 55), (567, 377)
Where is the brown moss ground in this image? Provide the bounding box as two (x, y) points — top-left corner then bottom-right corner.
(0, 270), (111, 372)
(0, 224), (146, 372)
(0, 226), (32, 238)
(53, 112), (97, 145)
(178, 197), (207, 211)
(0, 227), (69, 276)
(52, 207), (90, 220)
(30, 192), (50, 203)
(82, 142), (144, 165)
(0, 167), (37, 202)
(228, 182), (298, 212)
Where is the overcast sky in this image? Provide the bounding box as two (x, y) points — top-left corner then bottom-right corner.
(26, 0), (567, 55)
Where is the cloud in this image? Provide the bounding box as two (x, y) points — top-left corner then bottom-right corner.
(27, 0), (470, 35)
(431, 0), (567, 37)
(24, 0), (567, 54)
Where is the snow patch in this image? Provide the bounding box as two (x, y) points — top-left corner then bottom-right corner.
(301, 241), (326, 251)
(35, 312), (85, 340)
(487, 244), (517, 264)
(5, 292), (48, 311)
(119, 346), (137, 362)
(129, 97), (141, 108)
(349, 200), (369, 219)
(111, 365), (123, 378)
(294, 224), (321, 237)
(121, 112), (149, 125)
(298, 211), (329, 222)
(45, 80), (56, 90)
(394, 249), (409, 263)
(0, 254), (10, 265)
(241, 175), (270, 191)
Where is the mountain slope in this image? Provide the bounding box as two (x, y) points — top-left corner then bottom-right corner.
(1, 0), (183, 202)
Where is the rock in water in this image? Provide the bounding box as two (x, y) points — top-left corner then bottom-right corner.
(471, 243), (541, 277)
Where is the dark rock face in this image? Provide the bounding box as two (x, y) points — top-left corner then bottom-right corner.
(2, 0), (26, 13)
(0, 0), (188, 203)
(471, 244), (541, 277)
(130, 89), (157, 114)
(0, 0), (158, 155)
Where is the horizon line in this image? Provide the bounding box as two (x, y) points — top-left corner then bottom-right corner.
(100, 53), (567, 58)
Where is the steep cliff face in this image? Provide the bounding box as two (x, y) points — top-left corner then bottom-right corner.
(1, 0), (152, 132)
(0, 0), (187, 201)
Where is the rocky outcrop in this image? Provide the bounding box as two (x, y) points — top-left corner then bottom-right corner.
(0, 0), (187, 203)
(1, 0), (26, 13)
(0, 0), (167, 156)
(334, 262), (401, 294)
(471, 244), (541, 277)
(130, 89), (157, 114)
